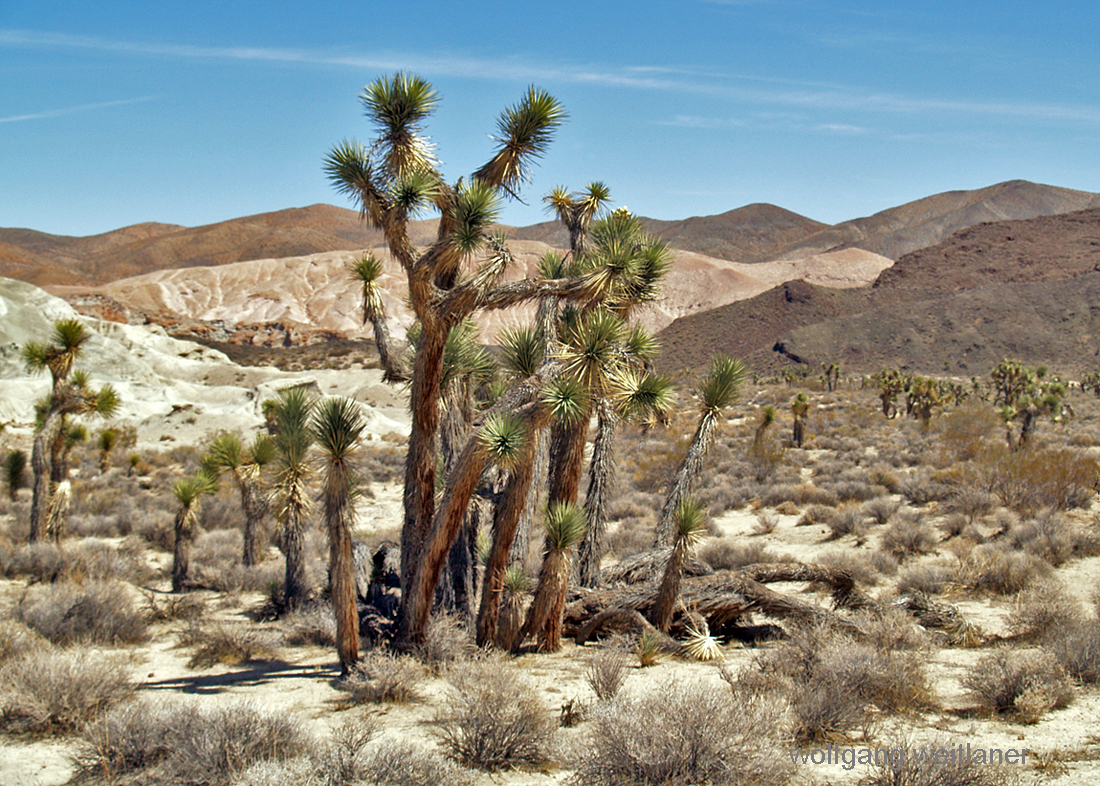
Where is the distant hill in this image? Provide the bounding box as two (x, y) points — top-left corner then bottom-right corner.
(657, 206), (1100, 376)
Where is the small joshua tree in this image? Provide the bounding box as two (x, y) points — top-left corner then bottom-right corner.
(791, 392), (810, 448)
(23, 320), (119, 542)
(205, 432), (276, 567)
(171, 470), (218, 592)
(515, 501), (586, 652)
(650, 498), (707, 633)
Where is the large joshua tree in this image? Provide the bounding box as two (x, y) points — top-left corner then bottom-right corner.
(325, 73), (597, 646)
(269, 386), (316, 611)
(205, 432), (275, 567)
(312, 397), (365, 675)
(655, 355), (746, 548)
(23, 320), (119, 542)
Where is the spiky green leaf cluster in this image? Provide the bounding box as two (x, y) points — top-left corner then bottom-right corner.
(699, 355), (747, 415)
(478, 413), (528, 471)
(542, 501), (586, 552)
(312, 397), (366, 462)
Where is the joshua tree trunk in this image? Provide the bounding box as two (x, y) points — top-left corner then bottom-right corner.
(282, 504), (310, 611)
(515, 549), (569, 652)
(400, 327), (447, 600)
(328, 498), (359, 674)
(547, 415), (587, 507)
(477, 428), (541, 647)
(172, 508), (194, 592)
(577, 400), (617, 587)
(655, 414), (715, 548)
(29, 408), (68, 543)
(650, 541), (687, 633)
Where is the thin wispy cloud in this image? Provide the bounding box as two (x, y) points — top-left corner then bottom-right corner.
(0, 95), (158, 123)
(5, 28), (1100, 127)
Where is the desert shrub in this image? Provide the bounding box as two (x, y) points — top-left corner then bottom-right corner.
(572, 676), (792, 786)
(900, 472), (953, 505)
(415, 611), (474, 674)
(78, 697), (308, 785)
(1047, 619), (1100, 684)
(0, 649), (133, 735)
(1008, 512), (1078, 566)
(868, 466), (902, 494)
(585, 646), (629, 701)
(763, 621), (931, 741)
(948, 487), (997, 525)
(283, 602), (337, 647)
(870, 549), (899, 577)
(817, 550), (879, 587)
(5, 538), (151, 584)
(17, 580), (147, 645)
(858, 736), (1016, 786)
(825, 503), (865, 540)
(896, 564), (953, 596)
(879, 511), (937, 561)
(144, 591), (207, 623)
(361, 738), (471, 786)
(751, 510), (778, 535)
(608, 492), (660, 522)
(341, 651), (423, 704)
(1007, 581), (1083, 641)
(0, 619), (48, 663)
(183, 622), (282, 669)
(698, 539), (790, 571)
(936, 404), (1003, 461)
(955, 544), (1050, 595)
(797, 503), (835, 527)
(775, 499), (799, 515)
(962, 649), (1072, 723)
(696, 479), (756, 515)
(978, 446), (1098, 514)
(763, 482), (839, 508)
(433, 656), (554, 770)
(863, 495), (900, 525)
(606, 517), (655, 560)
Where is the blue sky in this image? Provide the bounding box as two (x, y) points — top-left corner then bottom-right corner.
(3, 1), (1099, 237)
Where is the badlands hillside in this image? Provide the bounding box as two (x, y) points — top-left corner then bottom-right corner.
(3, 179), (1100, 375)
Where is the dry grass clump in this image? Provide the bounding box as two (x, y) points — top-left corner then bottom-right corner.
(900, 471), (953, 505)
(433, 656), (554, 770)
(698, 539), (791, 570)
(817, 551), (880, 587)
(896, 564), (953, 596)
(191, 529), (283, 593)
(17, 580), (147, 645)
(415, 611), (475, 674)
(825, 503), (865, 540)
(1006, 581), (1084, 641)
(585, 646), (630, 701)
(859, 737), (1017, 786)
(879, 511), (937, 561)
(1047, 619), (1100, 684)
(0, 619), (49, 662)
(954, 543), (1051, 595)
(797, 503), (835, 527)
(760, 621), (932, 741)
(1007, 512), (1082, 567)
(571, 675), (793, 786)
(751, 510), (778, 535)
(144, 590), (207, 623)
(863, 495), (900, 525)
(182, 622), (282, 669)
(77, 697), (308, 785)
(341, 650), (424, 704)
(962, 649), (1073, 723)
(282, 602), (338, 647)
(0, 648), (134, 735)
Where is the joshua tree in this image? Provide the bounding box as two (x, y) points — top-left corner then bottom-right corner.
(905, 376), (944, 432)
(991, 360), (1066, 450)
(205, 432), (276, 567)
(514, 501), (585, 652)
(23, 320), (119, 542)
(873, 367), (906, 419)
(269, 386), (316, 611)
(655, 355), (746, 547)
(650, 497), (707, 633)
(4, 449), (27, 501)
(171, 470), (218, 592)
(821, 361), (841, 392)
(349, 254), (406, 382)
(97, 428), (118, 473)
(791, 392), (810, 448)
(325, 73), (600, 646)
(312, 397), (365, 674)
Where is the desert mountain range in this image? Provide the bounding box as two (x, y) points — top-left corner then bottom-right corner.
(5, 179), (1100, 377)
